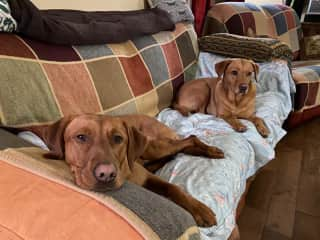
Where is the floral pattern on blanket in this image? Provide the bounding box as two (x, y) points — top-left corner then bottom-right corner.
(156, 53), (295, 240)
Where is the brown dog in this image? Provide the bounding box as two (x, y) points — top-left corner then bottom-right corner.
(173, 58), (270, 137)
(34, 114), (225, 227)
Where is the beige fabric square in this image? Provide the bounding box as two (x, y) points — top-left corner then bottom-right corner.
(136, 90), (159, 116)
(109, 41), (138, 56)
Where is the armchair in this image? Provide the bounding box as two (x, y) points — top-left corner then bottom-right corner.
(202, 2), (320, 128)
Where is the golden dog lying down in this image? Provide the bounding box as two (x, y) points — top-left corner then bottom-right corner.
(173, 58), (270, 137)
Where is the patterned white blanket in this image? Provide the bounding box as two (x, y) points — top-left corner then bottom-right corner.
(156, 53), (296, 239)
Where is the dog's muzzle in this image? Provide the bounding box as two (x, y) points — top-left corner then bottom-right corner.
(93, 163), (117, 184)
(239, 84), (248, 94)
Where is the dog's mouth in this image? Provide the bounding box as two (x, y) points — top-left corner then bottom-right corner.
(237, 85), (249, 95)
(239, 88), (248, 95)
(72, 167), (123, 192)
(70, 162), (123, 192)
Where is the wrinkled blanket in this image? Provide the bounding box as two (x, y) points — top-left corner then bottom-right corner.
(9, 0), (175, 45)
(155, 53), (296, 239)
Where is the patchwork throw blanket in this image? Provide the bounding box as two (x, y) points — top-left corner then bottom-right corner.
(155, 53), (296, 239)
(9, 0), (175, 45)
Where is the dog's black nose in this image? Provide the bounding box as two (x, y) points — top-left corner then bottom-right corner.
(94, 163), (117, 183)
(239, 84), (248, 93)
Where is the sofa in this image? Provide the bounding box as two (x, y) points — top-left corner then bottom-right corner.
(0, 1), (300, 240)
(202, 1), (320, 129)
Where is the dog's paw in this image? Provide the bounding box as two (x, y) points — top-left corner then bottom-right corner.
(258, 125), (270, 138)
(207, 146), (224, 159)
(254, 119), (270, 138)
(234, 123), (247, 133)
(191, 200), (217, 228)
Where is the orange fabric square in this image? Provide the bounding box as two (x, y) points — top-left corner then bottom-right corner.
(162, 41), (184, 78)
(43, 63), (102, 116)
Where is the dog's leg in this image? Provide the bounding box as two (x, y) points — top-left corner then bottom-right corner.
(128, 163), (217, 227)
(247, 116), (270, 138)
(221, 116), (247, 132)
(141, 135), (224, 161)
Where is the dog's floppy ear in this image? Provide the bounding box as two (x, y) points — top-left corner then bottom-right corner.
(215, 59), (232, 79)
(249, 60), (259, 81)
(125, 123), (148, 170)
(40, 116), (73, 160)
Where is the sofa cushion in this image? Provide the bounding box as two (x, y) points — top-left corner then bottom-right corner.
(203, 2), (302, 59)
(285, 62), (320, 128)
(292, 63), (320, 110)
(198, 33), (293, 63)
(0, 23), (198, 128)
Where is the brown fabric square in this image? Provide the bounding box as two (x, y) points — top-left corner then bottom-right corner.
(87, 58), (133, 110)
(0, 35), (36, 58)
(119, 55), (153, 97)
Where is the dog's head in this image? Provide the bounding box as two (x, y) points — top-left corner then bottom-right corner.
(215, 58), (259, 95)
(40, 114), (147, 192)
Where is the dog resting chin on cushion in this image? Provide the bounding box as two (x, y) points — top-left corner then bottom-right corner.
(34, 114), (225, 227)
(173, 58), (270, 138)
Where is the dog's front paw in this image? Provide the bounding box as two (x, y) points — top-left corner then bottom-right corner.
(234, 123), (247, 133)
(191, 200), (217, 227)
(207, 146), (224, 159)
(257, 125), (270, 138)
(254, 118), (270, 138)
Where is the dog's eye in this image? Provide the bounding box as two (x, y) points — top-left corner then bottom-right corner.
(112, 134), (123, 144)
(76, 134), (88, 143)
(247, 72), (253, 77)
(231, 70), (238, 76)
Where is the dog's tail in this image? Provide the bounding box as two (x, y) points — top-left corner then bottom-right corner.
(172, 102), (191, 116)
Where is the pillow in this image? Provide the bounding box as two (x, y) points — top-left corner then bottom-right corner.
(147, 0), (194, 24)
(300, 23), (320, 60)
(0, 0), (17, 32)
(199, 33), (293, 63)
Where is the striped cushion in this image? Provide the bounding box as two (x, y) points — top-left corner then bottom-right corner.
(0, 23), (198, 127)
(203, 2), (302, 59)
(199, 33), (293, 63)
